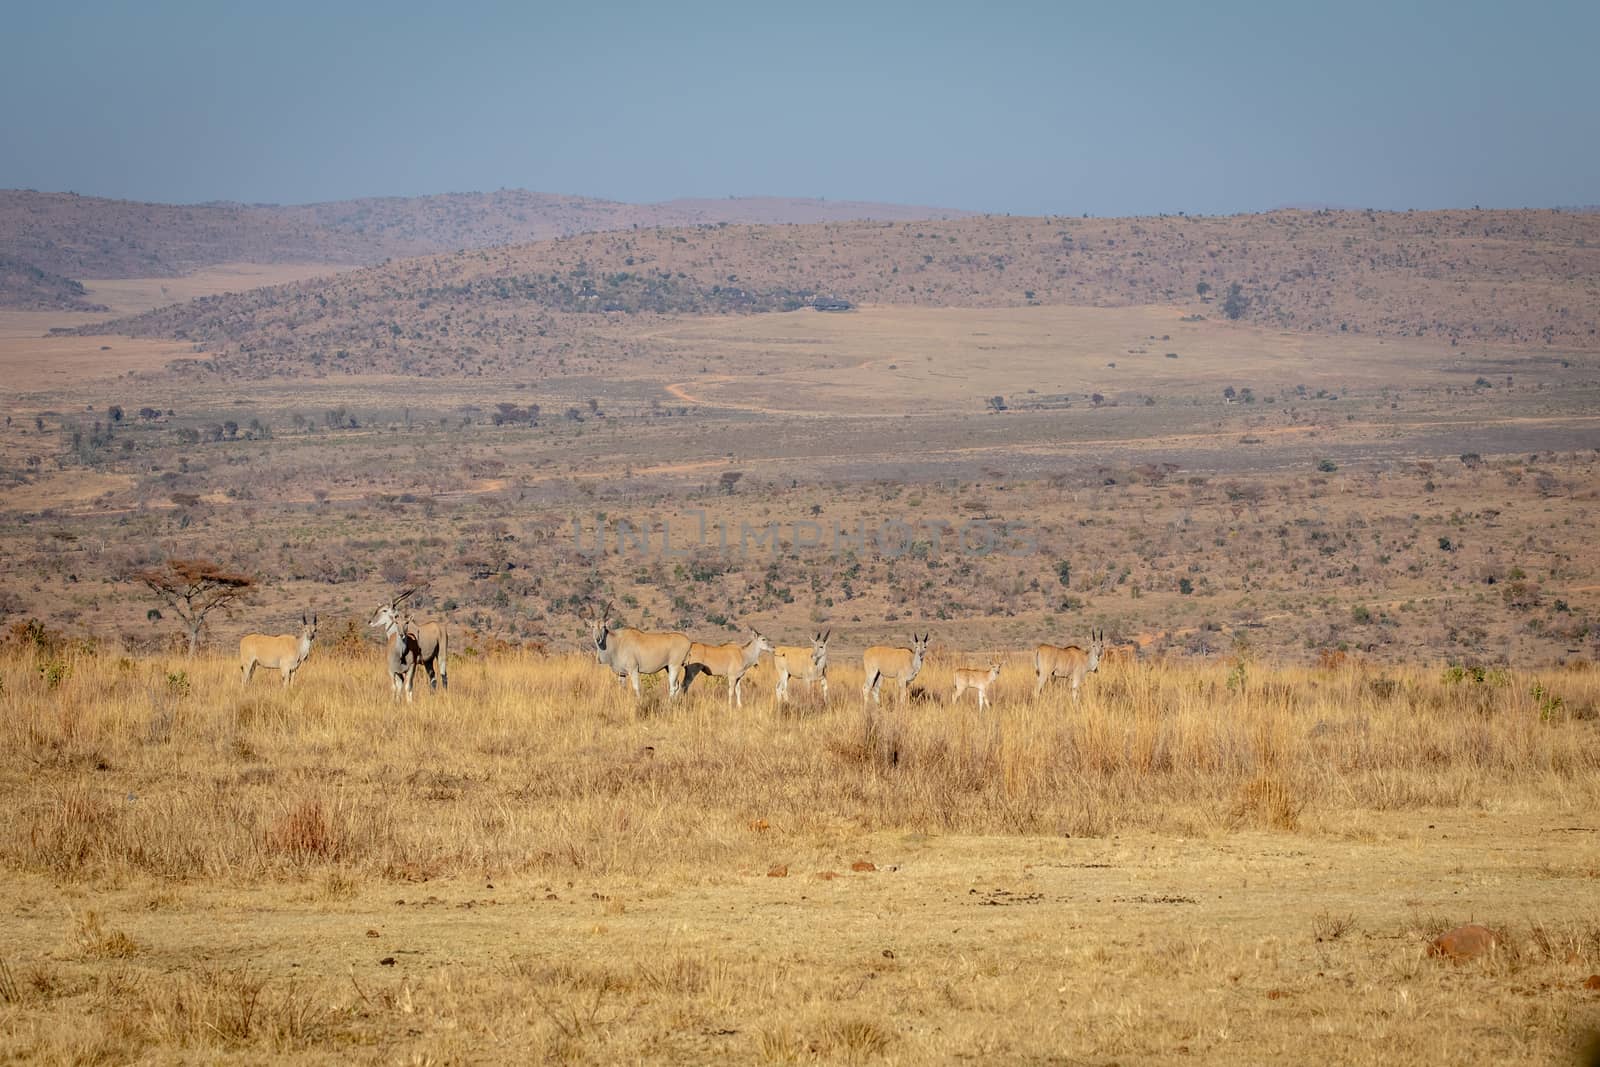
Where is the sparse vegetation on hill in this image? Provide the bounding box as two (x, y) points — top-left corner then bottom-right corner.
(0, 189), (975, 308)
(0, 254), (107, 311)
(0, 191), (405, 287)
(70, 208), (1600, 377)
(282, 190), (974, 249)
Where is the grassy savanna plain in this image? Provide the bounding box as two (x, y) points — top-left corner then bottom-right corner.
(1, 284), (1595, 665)
(1, 209), (1599, 1062)
(1, 644), (1598, 1064)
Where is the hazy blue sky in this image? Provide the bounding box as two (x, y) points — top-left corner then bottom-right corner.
(3, 0), (1595, 215)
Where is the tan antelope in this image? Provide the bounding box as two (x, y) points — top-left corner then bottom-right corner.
(862, 633), (930, 706)
(589, 602), (692, 699)
(952, 661), (1002, 709)
(685, 630), (775, 708)
(773, 630), (829, 702)
(1099, 643), (1139, 670)
(370, 588), (448, 691)
(240, 613), (318, 688)
(1034, 628), (1105, 702)
(370, 604), (422, 702)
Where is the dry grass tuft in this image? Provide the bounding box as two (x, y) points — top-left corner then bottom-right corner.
(265, 796), (345, 866)
(1313, 910), (1357, 942)
(1232, 774), (1304, 831)
(66, 910), (140, 960)
(0, 957), (18, 1004)
(118, 966), (331, 1053)
(811, 1017), (895, 1060)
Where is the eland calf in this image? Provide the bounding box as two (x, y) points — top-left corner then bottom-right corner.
(952, 661), (1002, 709)
(686, 631), (775, 708)
(863, 632), (930, 706)
(240, 613), (318, 688)
(773, 630), (829, 702)
(1099, 643), (1140, 670)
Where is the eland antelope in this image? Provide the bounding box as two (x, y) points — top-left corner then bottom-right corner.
(1099, 643), (1140, 669)
(862, 633), (930, 706)
(240, 613), (317, 687)
(773, 630), (829, 702)
(371, 588), (448, 691)
(1034, 629), (1105, 702)
(370, 605), (422, 702)
(685, 630), (775, 708)
(590, 602), (692, 699)
(952, 661), (1002, 709)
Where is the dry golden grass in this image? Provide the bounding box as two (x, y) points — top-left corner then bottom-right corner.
(645, 303), (1549, 416)
(1, 645), (1598, 1062)
(0, 266), (349, 391)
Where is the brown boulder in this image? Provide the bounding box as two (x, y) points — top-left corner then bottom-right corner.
(1584, 974), (1600, 990)
(767, 864), (788, 878)
(851, 860), (877, 872)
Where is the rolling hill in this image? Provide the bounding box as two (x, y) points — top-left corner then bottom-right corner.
(0, 188), (974, 308)
(0, 253), (107, 311)
(67, 208), (1600, 378)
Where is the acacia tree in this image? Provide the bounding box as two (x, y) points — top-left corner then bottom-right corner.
(133, 558), (254, 655)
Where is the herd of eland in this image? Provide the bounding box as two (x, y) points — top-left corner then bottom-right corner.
(237, 588), (447, 702)
(237, 593), (1116, 707)
(587, 603), (1114, 708)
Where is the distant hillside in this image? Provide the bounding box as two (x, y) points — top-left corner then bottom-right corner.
(0, 191), (405, 289)
(277, 191), (974, 250)
(0, 188), (974, 308)
(73, 208), (1600, 378)
(0, 254), (107, 311)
